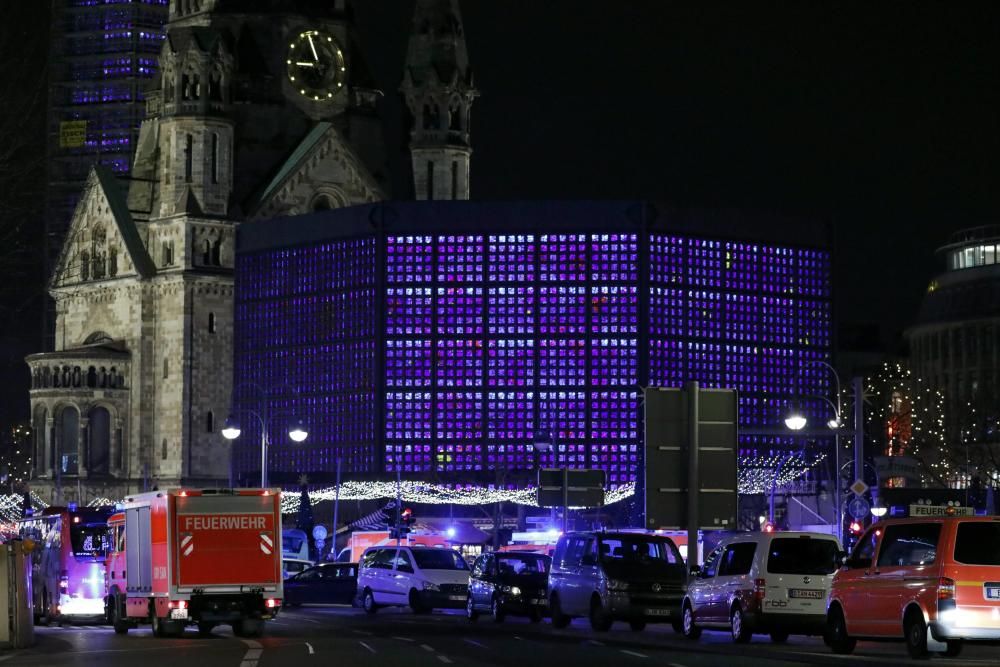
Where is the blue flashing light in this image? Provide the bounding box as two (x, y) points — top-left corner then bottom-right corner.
(445, 527), (457, 539)
(68, 502), (78, 512)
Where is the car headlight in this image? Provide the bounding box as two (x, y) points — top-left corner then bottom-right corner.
(422, 581), (440, 591)
(607, 579), (629, 591)
(508, 586), (521, 597)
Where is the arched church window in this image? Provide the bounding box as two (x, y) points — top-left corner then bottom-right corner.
(182, 69), (201, 101)
(449, 100), (463, 131)
(80, 251), (90, 281)
(162, 241), (174, 267)
(208, 312), (216, 333)
(109, 247), (118, 277)
(162, 438), (168, 460)
(202, 238), (211, 265)
(163, 358), (169, 379)
(206, 410), (214, 433)
(184, 134), (193, 183)
(211, 239), (222, 266)
(87, 366), (97, 388)
(209, 67), (223, 102)
(84, 331), (113, 345)
(71, 366), (81, 388)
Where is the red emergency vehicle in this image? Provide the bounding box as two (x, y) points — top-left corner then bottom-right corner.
(104, 488), (283, 637)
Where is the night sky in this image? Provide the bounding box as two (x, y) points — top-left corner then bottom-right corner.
(353, 0), (1000, 347)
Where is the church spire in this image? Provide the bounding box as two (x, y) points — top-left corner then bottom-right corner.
(402, 0), (477, 201)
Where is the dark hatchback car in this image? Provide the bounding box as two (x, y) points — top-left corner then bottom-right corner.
(284, 563), (359, 606)
(467, 551), (551, 623)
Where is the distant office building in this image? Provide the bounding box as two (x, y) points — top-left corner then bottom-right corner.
(233, 201), (834, 491)
(908, 226), (1000, 446)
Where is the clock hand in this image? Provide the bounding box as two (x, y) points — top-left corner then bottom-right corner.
(296, 62), (316, 67)
(307, 34), (319, 61)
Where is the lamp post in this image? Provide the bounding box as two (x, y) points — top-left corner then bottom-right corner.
(784, 363), (864, 545)
(222, 382), (308, 488)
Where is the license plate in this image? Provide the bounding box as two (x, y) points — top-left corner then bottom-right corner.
(645, 608), (671, 616)
(449, 595), (465, 601)
(789, 589), (824, 599)
(170, 608), (188, 620)
(985, 584), (1000, 600)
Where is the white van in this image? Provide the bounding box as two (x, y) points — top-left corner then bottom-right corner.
(681, 531), (842, 643)
(358, 545), (470, 614)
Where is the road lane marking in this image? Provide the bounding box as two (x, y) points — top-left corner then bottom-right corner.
(585, 639), (605, 646)
(351, 629), (374, 635)
(421, 643), (436, 652)
(621, 649), (648, 659)
(463, 638), (487, 648)
(244, 649), (262, 660)
(392, 636), (415, 642)
(438, 656), (453, 664)
(514, 635), (524, 640)
(305, 642), (315, 655)
(359, 641), (376, 654)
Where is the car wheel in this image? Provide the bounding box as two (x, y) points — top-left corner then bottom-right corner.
(826, 606), (856, 655)
(904, 609), (929, 659)
(681, 601), (702, 639)
(770, 630), (790, 643)
(730, 605), (752, 644)
(409, 589), (430, 614)
(466, 596), (479, 622)
(491, 597), (506, 623)
(549, 593), (571, 629)
(589, 596), (612, 632)
(362, 589), (378, 615)
(943, 640), (963, 658)
(629, 620), (646, 632)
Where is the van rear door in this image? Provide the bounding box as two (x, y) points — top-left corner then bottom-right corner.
(172, 493), (281, 592)
(951, 519), (1000, 630)
(763, 535), (839, 616)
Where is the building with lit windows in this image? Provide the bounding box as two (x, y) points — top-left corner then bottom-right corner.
(46, 0), (169, 272)
(233, 201), (834, 498)
(908, 226), (1000, 447)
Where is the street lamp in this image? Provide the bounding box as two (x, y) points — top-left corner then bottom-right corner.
(221, 382), (308, 489)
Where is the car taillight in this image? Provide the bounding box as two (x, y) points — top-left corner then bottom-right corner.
(59, 575), (68, 590)
(938, 577), (955, 601)
(265, 598), (281, 609)
(168, 600), (188, 610)
(753, 578), (767, 606)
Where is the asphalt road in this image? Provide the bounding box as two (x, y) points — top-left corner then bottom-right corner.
(6, 605), (1000, 666)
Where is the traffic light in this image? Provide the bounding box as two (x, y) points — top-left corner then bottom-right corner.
(401, 508), (415, 527)
(849, 520), (863, 535)
(762, 521), (775, 533)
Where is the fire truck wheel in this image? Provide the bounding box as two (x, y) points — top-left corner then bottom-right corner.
(110, 595), (129, 635)
(152, 615), (167, 638)
(197, 622), (215, 637)
(233, 619), (264, 638)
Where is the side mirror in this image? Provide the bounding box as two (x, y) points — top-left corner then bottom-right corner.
(837, 551), (849, 567)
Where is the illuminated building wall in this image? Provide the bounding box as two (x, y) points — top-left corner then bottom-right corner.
(46, 0), (169, 270)
(235, 202), (832, 488)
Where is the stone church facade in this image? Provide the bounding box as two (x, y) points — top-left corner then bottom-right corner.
(25, 0), (474, 503)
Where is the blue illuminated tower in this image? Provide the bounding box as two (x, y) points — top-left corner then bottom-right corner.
(44, 0), (170, 343)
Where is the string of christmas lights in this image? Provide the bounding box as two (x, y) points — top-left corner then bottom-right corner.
(737, 453), (828, 495)
(280, 481), (637, 514)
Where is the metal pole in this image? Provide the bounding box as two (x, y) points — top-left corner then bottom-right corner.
(331, 453), (341, 561)
(260, 428), (267, 489)
(834, 432), (842, 544)
(853, 376), (863, 485)
(395, 466), (402, 547)
(562, 466), (570, 533)
(686, 381), (699, 566)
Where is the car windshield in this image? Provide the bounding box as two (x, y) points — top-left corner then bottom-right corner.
(70, 523), (110, 558)
(496, 553), (550, 575)
(411, 549), (468, 571)
(767, 537), (839, 575)
(954, 522), (1000, 565)
(598, 536), (682, 565)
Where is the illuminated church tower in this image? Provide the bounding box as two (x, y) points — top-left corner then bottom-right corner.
(402, 0), (477, 201)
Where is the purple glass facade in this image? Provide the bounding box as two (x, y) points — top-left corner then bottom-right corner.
(234, 202), (833, 489)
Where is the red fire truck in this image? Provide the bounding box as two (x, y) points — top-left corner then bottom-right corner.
(104, 488), (283, 637)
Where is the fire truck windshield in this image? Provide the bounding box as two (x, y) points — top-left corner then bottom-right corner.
(70, 522), (110, 559)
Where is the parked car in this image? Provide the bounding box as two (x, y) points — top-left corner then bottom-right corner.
(681, 531), (841, 643)
(358, 545), (470, 614)
(282, 557), (314, 580)
(827, 516), (1000, 659)
(548, 531), (687, 632)
(467, 551), (551, 623)
(284, 562), (359, 607)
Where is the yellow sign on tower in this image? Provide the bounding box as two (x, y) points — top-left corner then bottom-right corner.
(59, 120), (88, 148)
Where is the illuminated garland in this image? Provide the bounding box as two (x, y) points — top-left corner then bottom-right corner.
(737, 453), (828, 495)
(280, 481), (637, 514)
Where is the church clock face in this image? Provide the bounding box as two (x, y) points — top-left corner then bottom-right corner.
(286, 30), (347, 101)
